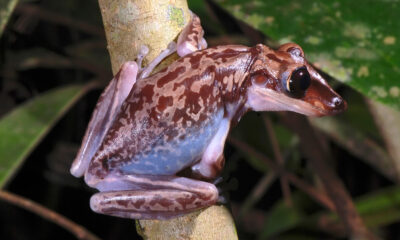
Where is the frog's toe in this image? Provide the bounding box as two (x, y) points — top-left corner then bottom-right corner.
(217, 194), (227, 204)
(213, 176), (224, 185)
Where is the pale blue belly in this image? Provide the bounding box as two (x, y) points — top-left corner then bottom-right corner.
(121, 110), (224, 175)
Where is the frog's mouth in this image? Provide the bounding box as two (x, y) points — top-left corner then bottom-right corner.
(246, 85), (346, 117)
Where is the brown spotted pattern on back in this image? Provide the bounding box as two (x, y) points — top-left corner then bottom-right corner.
(87, 45), (264, 178)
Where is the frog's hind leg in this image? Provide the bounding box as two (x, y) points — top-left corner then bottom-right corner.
(71, 43), (175, 177)
(70, 62), (138, 177)
(89, 174), (218, 220)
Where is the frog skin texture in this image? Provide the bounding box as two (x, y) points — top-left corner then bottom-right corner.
(70, 12), (346, 220)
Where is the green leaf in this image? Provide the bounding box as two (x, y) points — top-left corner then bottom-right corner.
(0, 0), (19, 37)
(217, 0), (400, 110)
(258, 202), (303, 239)
(311, 186), (400, 234)
(259, 186), (400, 238)
(356, 186), (400, 228)
(188, 0), (226, 35)
(257, 192), (316, 239)
(0, 84), (92, 188)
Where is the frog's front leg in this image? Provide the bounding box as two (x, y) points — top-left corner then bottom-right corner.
(191, 118), (231, 179)
(89, 174), (218, 220)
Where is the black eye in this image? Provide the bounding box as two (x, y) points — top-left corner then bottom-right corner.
(286, 67), (311, 98)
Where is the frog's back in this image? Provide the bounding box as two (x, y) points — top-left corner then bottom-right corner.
(88, 46), (253, 177)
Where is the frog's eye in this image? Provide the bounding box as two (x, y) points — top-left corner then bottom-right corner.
(285, 67), (311, 98)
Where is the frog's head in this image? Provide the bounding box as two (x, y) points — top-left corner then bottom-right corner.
(246, 43), (346, 117)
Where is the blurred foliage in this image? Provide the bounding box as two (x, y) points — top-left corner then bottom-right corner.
(260, 186), (400, 239)
(0, 84), (91, 188)
(216, 0), (400, 111)
(0, 0), (18, 36)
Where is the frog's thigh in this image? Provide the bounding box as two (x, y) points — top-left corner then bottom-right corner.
(70, 61), (138, 177)
(90, 175), (218, 220)
(192, 118), (230, 179)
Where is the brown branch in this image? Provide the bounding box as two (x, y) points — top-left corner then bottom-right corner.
(0, 190), (101, 240)
(262, 114), (292, 206)
(280, 112), (380, 240)
(228, 137), (336, 212)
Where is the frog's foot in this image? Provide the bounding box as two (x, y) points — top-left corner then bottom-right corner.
(138, 42), (177, 79)
(213, 176), (224, 185)
(217, 195), (227, 204)
(89, 174), (218, 220)
(215, 182), (227, 204)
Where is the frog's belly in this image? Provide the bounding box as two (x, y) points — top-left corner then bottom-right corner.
(121, 110), (224, 175)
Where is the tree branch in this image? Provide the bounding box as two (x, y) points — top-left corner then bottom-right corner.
(0, 190), (101, 240)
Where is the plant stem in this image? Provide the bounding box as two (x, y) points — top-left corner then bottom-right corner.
(0, 190), (101, 240)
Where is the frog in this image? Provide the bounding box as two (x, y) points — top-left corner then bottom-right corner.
(70, 11), (346, 220)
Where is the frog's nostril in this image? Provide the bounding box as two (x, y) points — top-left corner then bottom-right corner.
(333, 97), (341, 107)
(332, 96), (347, 111)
